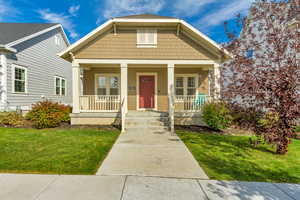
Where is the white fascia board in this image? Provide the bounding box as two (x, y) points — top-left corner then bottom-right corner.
(58, 20), (114, 58)
(180, 20), (232, 58)
(74, 59), (216, 65)
(112, 18), (180, 23)
(6, 24), (69, 48)
(58, 18), (232, 60)
(57, 24), (70, 46)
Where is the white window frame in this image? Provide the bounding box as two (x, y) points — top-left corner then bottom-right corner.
(175, 74), (199, 97)
(136, 28), (157, 48)
(94, 74), (120, 96)
(12, 64), (27, 94)
(54, 76), (66, 96)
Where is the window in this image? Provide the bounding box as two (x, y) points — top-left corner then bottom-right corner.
(54, 34), (61, 46)
(137, 29), (157, 48)
(55, 76), (66, 96)
(13, 65), (27, 93)
(175, 77), (184, 95)
(175, 75), (198, 96)
(95, 74), (119, 95)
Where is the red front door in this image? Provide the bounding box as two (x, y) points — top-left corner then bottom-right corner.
(139, 76), (155, 109)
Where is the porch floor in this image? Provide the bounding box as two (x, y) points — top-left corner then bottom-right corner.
(97, 111), (208, 179)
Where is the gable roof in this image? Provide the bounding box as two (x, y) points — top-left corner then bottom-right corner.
(59, 14), (231, 61)
(0, 23), (58, 45)
(0, 23), (70, 53)
(114, 14), (177, 19)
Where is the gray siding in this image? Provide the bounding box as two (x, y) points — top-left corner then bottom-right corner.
(6, 28), (72, 110)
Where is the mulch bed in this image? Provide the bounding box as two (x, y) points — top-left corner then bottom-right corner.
(175, 125), (254, 136)
(0, 120), (120, 131)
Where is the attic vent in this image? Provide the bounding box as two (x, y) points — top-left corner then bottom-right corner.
(54, 34), (61, 46)
(137, 29), (157, 48)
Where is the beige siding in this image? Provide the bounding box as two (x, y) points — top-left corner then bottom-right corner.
(82, 65), (209, 111)
(74, 29), (213, 60)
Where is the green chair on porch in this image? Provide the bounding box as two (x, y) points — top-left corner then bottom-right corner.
(194, 93), (207, 110)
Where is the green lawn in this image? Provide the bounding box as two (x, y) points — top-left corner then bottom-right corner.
(177, 130), (300, 183)
(0, 127), (120, 174)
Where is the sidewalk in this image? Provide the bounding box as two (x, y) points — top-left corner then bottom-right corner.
(0, 174), (299, 200)
(97, 120), (208, 179)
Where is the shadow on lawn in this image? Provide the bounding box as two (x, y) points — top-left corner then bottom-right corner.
(179, 132), (300, 184)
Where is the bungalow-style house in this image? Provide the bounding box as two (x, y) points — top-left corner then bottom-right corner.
(59, 14), (230, 131)
(0, 23), (72, 111)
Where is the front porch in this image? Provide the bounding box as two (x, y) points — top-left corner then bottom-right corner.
(71, 59), (221, 131)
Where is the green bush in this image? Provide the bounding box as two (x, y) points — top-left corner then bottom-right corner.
(26, 100), (72, 129)
(0, 112), (25, 127)
(202, 101), (233, 130)
(229, 106), (262, 130)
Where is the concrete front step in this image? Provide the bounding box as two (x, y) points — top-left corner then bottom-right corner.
(125, 117), (169, 123)
(125, 120), (168, 127)
(126, 127), (169, 132)
(126, 111), (169, 118)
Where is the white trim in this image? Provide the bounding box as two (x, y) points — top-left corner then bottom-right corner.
(11, 64), (28, 94)
(74, 59), (216, 65)
(94, 73), (120, 96)
(0, 53), (7, 106)
(7, 24), (70, 48)
(136, 72), (158, 111)
(58, 18), (231, 59)
(58, 20), (113, 57)
(113, 18), (180, 23)
(54, 76), (67, 96)
(175, 74), (199, 97)
(136, 28), (157, 48)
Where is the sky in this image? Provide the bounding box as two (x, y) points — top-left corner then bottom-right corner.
(0, 0), (255, 44)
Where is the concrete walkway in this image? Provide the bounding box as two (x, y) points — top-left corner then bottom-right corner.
(1, 174), (299, 200)
(96, 117), (208, 178)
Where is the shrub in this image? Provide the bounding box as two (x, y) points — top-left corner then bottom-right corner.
(229, 105), (262, 130)
(26, 100), (72, 129)
(0, 112), (25, 127)
(202, 101), (233, 130)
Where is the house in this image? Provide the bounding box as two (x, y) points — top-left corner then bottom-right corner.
(59, 14), (231, 131)
(0, 23), (72, 111)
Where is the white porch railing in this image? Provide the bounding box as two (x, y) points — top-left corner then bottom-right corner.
(79, 95), (120, 112)
(174, 95), (211, 112)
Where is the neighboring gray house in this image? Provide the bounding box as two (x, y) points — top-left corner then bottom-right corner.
(0, 23), (72, 111)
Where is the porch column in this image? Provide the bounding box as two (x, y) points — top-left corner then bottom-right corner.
(72, 62), (81, 113)
(121, 63), (128, 132)
(168, 63), (175, 134)
(214, 62), (221, 99)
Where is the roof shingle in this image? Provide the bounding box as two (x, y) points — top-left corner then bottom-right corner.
(0, 23), (58, 45)
(114, 14), (178, 19)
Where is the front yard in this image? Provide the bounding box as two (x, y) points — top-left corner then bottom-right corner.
(177, 130), (300, 183)
(0, 127), (120, 174)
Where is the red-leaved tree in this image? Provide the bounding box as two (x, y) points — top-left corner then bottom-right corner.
(222, 0), (300, 154)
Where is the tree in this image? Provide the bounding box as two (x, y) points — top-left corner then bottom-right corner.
(222, 0), (300, 154)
